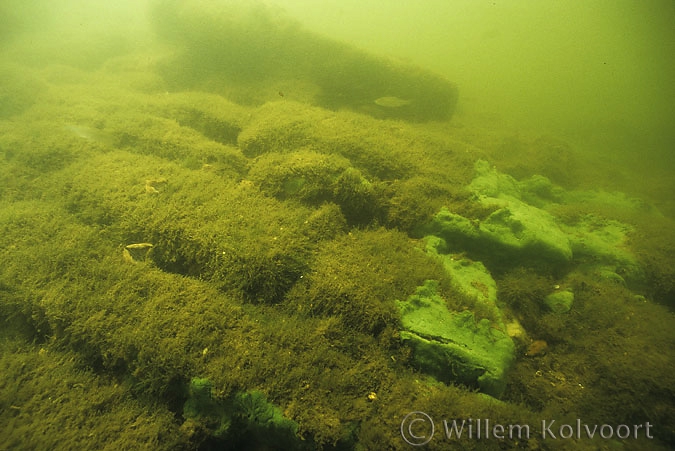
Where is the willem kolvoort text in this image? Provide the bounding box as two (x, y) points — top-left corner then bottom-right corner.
(444, 418), (653, 440)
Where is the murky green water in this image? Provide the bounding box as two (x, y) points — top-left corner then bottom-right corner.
(0, 1), (673, 449)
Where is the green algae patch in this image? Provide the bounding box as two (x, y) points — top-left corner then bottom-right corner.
(60, 149), (313, 304)
(397, 280), (515, 397)
(0, 341), (185, 450)
(229, 390), (305, 449)
(182, 378), (230, 437)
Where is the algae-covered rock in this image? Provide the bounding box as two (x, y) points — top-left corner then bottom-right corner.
(424, 161), (575, 267)
(62, 150), (311, 304)
(332, 167), (379, 225)
(425, 160), (652, 294)
(425, 204), (572, 267)
(562, 215), (644, 289)
(247, 149), (350, 203)
(423, 210), (480, 244)
(544, 289), (574, 314)
(468, 159), (522, 199)
(518, 174), (565, 207)
(425, 236), (501, 321)
(287, 228), (444, 335)
(469, 160), (572, 264)
(480, 201), (573, 264)
(237, 100), (423, 180)
(397, 280), (515, 397)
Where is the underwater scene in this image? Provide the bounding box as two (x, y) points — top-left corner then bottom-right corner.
(1, 0), (673, 449)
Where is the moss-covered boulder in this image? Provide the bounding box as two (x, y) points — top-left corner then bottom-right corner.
(248, 149), (350, 203)
(286, 228), (446, 335)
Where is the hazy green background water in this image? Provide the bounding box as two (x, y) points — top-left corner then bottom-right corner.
(2, 0), (673, 175)
(274, 0), (674, 157)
